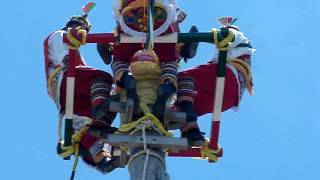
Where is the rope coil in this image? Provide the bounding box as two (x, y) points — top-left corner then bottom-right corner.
(117, 103), (172, 137)
(228, 58), (253, 94)
(67, 27), (87, 49)
(200, 139), (222, 162)
(57, 117), (92, 180)
(211, 28), (235, 51)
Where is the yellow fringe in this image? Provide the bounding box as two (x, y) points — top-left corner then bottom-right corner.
(228, 58), (254, 95)
(48, 66), (64, 96)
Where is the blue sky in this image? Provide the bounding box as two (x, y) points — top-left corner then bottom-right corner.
(1, 0), (320, 179)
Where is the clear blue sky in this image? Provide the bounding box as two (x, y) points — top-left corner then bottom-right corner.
(1, 0), (319, 179)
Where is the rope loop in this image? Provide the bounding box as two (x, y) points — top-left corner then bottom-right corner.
(117, 103), (172, 137)
(211, 28), (235, 51)
(67, 27), (87, 49)
(200, 139), (222, 162)
(57, 118), (92, 180)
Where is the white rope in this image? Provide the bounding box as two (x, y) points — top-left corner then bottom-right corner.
(127, 121), (167, 179)
(127, 150), (166, 169)
(141, 124), (149, 180)
(142, 124), (147, 151)
(142, 149), (150, 180)
(58, 113), (64, 142)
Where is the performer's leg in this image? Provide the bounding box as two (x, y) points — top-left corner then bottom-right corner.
(178, 62), (239, 117)
(176, 75), (204, 147)
(83, 71), (120, 173)
(112, 60), (141, 114)
(153, 61), (178, 121)
(80, 131), (120, 174)
(90, 76), (117, 125)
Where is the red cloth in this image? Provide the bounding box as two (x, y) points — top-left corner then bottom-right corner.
(59, 67), (113, 117)
(113, 25), (177, 62)
(44, 33), (113, 117)
(59, 67), (112, 166)
(44, 33), (113, 167)
(178, 62), (239, 117)
(113, 43), (177, 62)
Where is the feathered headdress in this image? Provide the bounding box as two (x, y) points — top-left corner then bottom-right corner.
(217, 16), (239, 30)
(66, 2), (96, 31)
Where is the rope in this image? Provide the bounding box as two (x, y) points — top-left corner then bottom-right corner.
(129, 120), (163, 137)
(141, 124), (149, 180)
(57, 113), (64, 143)
(145, 0), (155, 51)
(211, 28), (235, 51)
(57, 117), (92, 180)
(127, 149), (166, 170)
(228, 58), (253, 95)
(142, 149), (150, 180)
(118, 49), (169, 176)
(130, 60), (161, 105)
(142, 124), (147, 150)
(66, 27), (87, 49)
(119, 104), (169, 175)
(48, 66), (64, 96)
(200, 139), (222, 162)
(143, 0), (147, 32)
(117, 103), (172, 137)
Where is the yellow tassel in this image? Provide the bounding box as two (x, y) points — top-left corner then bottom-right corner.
(228, 58), (254, 95)
(48, 66), (64, 96)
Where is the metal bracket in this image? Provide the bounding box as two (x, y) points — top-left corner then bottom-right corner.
(162, 96), (186, 130)
(164, 108), (186, 130)
(104, 134), (189, 152)
(112, 147), (128, 168)
(108, 98), (134, 124)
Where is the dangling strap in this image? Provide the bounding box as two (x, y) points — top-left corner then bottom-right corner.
(145, 0), (155, 51)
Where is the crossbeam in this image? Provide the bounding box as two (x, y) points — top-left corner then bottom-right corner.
(169, 147), (223, 159)
(103, 134), (189, 152)
(63, 32), (215, 44)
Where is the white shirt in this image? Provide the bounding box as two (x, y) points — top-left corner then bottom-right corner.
(212, 29), (255, 61)
(47, 30), (86, 74)
(48, 30), (69, 68)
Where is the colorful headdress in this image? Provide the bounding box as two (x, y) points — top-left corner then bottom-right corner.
(217, 16), (239, 30)
(66, 2), (96, 31)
